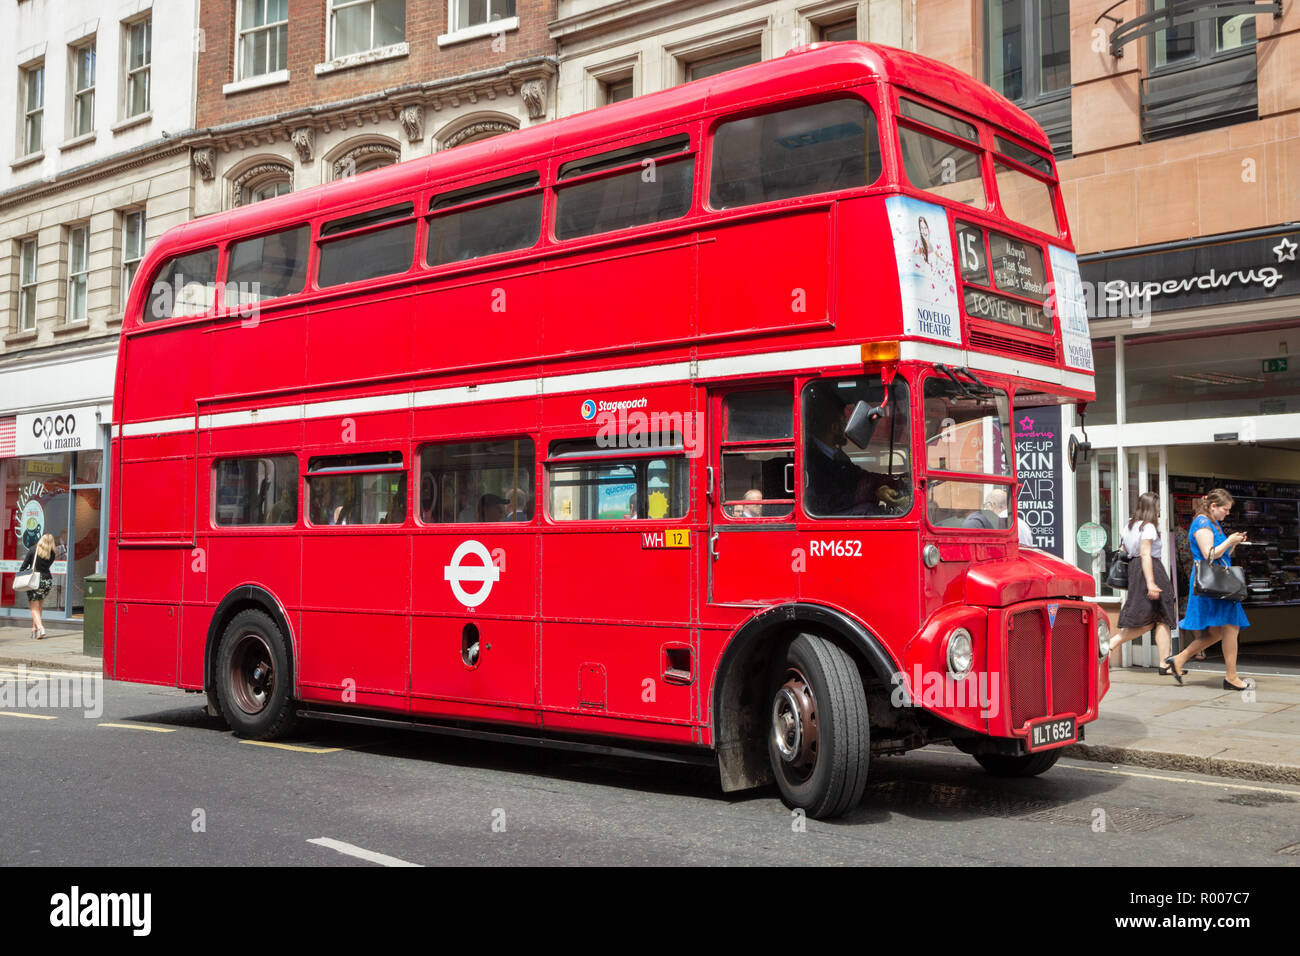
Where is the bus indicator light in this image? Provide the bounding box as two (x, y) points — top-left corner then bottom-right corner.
(861, 341), (900, 364)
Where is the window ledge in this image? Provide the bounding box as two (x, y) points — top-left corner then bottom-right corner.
(315, 42), (408, 75)
(4, 329), (40, 346)
(437, 17), (518, 48)
(10, 150), (44, 171)
(223, 69), (290, 96)
(52, 320), (91, 336)
(112, 111), (152, 134)
(60, 131), (98, 152)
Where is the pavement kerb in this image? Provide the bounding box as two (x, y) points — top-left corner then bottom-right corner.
(0, 654), (102, 674)
(1062, 742), (1300, 786)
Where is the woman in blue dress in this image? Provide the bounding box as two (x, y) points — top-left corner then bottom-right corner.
(1165, 488), (1252, 689)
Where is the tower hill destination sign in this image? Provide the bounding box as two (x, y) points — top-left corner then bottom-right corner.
(1079, 228), (1299, 319)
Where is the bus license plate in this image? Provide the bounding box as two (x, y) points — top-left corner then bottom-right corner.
(1028, 716), (1076, 751)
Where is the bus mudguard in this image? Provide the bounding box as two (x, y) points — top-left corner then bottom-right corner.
(205, 585), (297, 702)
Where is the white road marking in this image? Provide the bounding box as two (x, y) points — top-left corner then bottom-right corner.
(307, 837), (422, 867)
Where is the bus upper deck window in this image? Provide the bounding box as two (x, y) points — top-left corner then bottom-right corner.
(144, 247), (218, 321)
(709, 98), (882, 209)
(227, 225), (310, 303)
(898, 125), (986, 208)
(554, 136), (694, 240)
(428, 173), (542, 266)
(994, 162), (1059, 236)
(317, 202), (416, 288)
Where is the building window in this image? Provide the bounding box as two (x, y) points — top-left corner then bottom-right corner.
(330, 142), (400, 179)
(125, 17), (152, 117)
(819, 18), (858, 42)
(121, 210), (145, 305)
(67, 226), (90, 322)
(1142, 0), (1259, 140)
(20, 63), (44, 155)
(452, 0), (516, 31)
(18, 238), (39, 331)
(604, 76), (633, 104)
(71, 41), (96, 137)
(238, 0), (289, 79)
(331, 0), (405, 58)
(984, 0), (1071, 154)
(686, 45), (761, 82)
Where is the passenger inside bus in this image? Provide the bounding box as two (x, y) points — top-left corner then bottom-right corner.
(803, 381), (909, 517)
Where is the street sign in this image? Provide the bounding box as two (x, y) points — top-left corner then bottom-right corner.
(1262, 358), (1288, 373)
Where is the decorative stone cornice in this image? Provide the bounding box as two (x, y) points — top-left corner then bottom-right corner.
(192, 147), (216, 182)
(231, 162), (293, 206)
(399, 105), (424, 143)
(521, 79), (548, 120)
(442, 120), (518, 150)
(291, 127), (315, 164)
(332, 143), (401, 180)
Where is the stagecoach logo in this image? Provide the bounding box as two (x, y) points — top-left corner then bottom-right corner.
(444, 540), (501, 608)
(13, 481), (47, 550)
(581, 399), (597, 421)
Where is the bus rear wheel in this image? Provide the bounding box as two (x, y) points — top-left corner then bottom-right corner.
(766, 634), (870, 819)
(974, 749), (1062, 777)
(215, 609), (297, 740)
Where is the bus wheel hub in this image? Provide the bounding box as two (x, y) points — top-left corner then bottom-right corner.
(772, 670), (818, 769)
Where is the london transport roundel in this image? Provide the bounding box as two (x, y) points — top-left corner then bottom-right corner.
(443, 540), (501, 608)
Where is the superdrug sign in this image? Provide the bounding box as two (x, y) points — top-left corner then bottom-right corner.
(1080, 229), (1300, 317)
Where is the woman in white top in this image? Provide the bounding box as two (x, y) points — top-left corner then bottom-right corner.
(1107, 492), (1178, 668)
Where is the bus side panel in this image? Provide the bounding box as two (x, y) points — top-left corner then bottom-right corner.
(833, 198), (906, 341)
(298, 534), (409, 706)
(208, 313), (307, 400)
(178, 604), (208, 690)
(542, 242), (696, 355)
(698, 210), (830, 337)
(412, 273), (542, 371)
(306, 295), (413, 386)
(120, 327), (208, 423)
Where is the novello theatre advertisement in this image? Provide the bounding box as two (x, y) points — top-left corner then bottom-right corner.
(887, 196), (962, 345)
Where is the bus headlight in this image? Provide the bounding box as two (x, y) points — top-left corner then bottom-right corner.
(1097, 616), (1111, 659)
(946, 628), (973, 680)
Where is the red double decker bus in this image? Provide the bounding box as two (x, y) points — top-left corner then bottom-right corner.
(107, 42), (1106, 818)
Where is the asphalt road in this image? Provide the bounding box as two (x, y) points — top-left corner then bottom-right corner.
(2, 668), (1299, 867)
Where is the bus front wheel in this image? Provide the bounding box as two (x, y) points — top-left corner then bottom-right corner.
(215, 609), (297, 740)
(767, 634), (870, 819)
(974, 749), (1062, 777)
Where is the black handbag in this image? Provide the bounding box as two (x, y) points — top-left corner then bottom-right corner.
(1193, 558), (1248, 603)
(1105, 549), (1130, 590)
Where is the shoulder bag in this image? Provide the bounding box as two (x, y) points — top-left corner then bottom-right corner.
(13, 553), (38, 591)
(1105, 549), (1130, 590)
(1193, 556), (1247, 603)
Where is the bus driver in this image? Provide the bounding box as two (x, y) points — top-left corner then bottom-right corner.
(804, 383), (908, 517)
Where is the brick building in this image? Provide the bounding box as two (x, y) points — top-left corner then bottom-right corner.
(190, 1), (558, 216)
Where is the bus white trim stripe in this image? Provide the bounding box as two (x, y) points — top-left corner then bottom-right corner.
(118, 342), (1094, 438)
(121, 416), (196, 437)
(411, 378), (537, 408)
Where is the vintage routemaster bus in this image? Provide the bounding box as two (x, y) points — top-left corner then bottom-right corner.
(106, 42), (1107, 818)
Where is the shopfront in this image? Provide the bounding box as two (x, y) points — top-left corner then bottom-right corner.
(1, 346), (114, 624)
(1071, 226), (1300, 666)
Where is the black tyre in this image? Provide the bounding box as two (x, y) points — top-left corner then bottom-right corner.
(215, 609), (297, 740)
(974, 748), (1062, 777)
(767, 634), (870, 819)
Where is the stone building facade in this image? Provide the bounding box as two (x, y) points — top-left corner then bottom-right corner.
(549, 0), (912, 116)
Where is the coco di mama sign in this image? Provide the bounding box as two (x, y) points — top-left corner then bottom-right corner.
(16, 406), (102, 457)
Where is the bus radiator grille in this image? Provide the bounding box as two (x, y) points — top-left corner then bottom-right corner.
(1049, 608), (1089, 718)
(968, 329), (1056, 364)
(1007, 610), (1048, 729)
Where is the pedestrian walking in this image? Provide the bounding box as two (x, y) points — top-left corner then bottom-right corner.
(16, 532), (57, 640)
(1107, 492), (1176, 668)
(1165, 488), (1252, 689)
